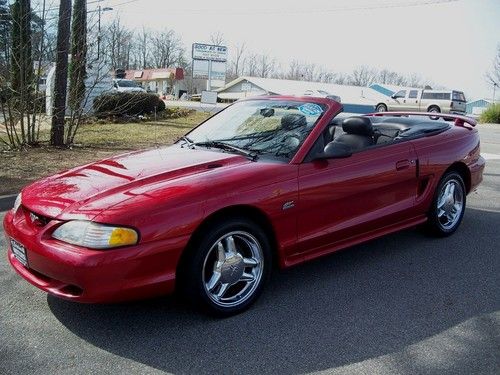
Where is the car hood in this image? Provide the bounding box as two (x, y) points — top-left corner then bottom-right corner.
(21, 146), (250, 219)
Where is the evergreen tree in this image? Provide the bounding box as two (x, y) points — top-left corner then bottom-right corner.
(10, 0), (32, 96)
(68, 0), (87, 113)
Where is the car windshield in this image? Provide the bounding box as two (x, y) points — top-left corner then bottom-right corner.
(185, 99), (326, 160)
(117, 80), (139, 88)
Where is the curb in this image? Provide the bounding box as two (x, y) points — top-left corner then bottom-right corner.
(0, 194), (17, 213)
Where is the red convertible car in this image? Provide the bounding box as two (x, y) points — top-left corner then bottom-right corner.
(4, 96), (484, 316)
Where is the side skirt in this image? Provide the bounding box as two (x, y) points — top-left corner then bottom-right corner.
(283, 215), (428, 268)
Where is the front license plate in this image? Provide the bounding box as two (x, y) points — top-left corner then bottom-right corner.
(10, 239), (28, 267)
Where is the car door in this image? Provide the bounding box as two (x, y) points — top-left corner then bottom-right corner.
(405, 90), (420, 111)
(389, 90), (407, 111)
(296, 141), (418, 257)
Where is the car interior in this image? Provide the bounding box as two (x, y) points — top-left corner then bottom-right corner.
(306, 115), (451, 161)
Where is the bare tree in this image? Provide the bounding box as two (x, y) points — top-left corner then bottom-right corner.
(257, 54), (275, 78)
(231, 42), (246, 79)
(151, 29), (183, 68)
(486, 44), (500, 88)
(136, 26), (150, 69)
(348, 65), (377, 86)
(104, 16), (133, 69)
(210, 31), (225, 46)
(246, 53), (258, 77)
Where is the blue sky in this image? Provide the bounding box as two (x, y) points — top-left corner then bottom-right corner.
(40, 0), (500, 99)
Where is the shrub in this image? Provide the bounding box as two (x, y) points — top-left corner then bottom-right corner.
(480, 103), (500, 124)
(93, 92), (165, 118)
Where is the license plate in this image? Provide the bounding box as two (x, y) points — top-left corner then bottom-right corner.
(10, 239), (28, 267)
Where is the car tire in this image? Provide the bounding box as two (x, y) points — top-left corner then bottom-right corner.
(426, 171), (466, 237)
(428, 105), (441, 120)
(376, 104), (387, 112)
(181, 217), (272, 317)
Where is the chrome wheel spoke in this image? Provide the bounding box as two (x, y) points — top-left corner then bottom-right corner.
(240, 272), (255, 282)
(226, 236), (237, 254)
(243, 257), (259, 267)
(216, 283), (229, 300)
(217, 242), (226, 262)
(206, 271), (221, 292)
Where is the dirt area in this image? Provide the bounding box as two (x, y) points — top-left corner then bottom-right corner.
(0, 112), (210, 195)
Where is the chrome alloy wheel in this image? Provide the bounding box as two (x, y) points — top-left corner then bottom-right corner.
(202, 231), (264, 308)
(437, 179), (464, 230)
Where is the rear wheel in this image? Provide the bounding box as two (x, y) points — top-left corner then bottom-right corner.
(181, 217), (271, 316)
(426, 171), (466, 236)
(428, 105), (441, 120)
(376, 103), (387, 112)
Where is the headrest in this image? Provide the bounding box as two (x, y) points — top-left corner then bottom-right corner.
(342, 116), (373, 135)
(281, 113), (307, 130)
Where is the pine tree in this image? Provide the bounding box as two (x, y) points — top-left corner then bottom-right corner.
(10, 0), (32, 97)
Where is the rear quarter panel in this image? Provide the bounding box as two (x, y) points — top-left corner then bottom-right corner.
(410, 125), (482, 215)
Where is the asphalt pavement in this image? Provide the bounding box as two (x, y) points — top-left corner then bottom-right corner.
(1, 125), (499, 375)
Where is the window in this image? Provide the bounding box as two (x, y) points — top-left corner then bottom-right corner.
(408, 90), (418, 99)
(452, 91), (466, 102)
(393, 90), (406, 98)
(422, 92), (451, 100)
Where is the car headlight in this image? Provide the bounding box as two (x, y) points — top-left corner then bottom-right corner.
(52, 221), (139, 249)
(13, 193), (22, 212)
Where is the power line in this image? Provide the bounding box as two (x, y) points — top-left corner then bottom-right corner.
(114, 0), (459, 16)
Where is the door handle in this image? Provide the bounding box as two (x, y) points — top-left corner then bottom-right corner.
(396, 160), (410, 170)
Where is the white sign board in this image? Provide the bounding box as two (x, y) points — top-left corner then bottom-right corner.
(193, 60), (226, 88)
(201, 90), (218, 105)
(192, 43), (228, 62)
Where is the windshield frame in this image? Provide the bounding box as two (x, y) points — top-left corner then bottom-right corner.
(182, 96), (340, 163)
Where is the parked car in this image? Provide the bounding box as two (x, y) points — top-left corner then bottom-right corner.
(112, 78), (146, 93)
(375, 89), (466, 115)
(4, 96), (484, 316)
(302, 89), (342, 103)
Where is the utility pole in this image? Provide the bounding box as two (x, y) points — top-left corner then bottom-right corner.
(96, 6), (112, 60)
(50, 0), (72, 146)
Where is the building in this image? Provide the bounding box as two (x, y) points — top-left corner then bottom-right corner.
(216, 76), (392, 114)
(45, 60), (113, 116)
(124, 68), (186, 98)
(466, 98), (499, 115)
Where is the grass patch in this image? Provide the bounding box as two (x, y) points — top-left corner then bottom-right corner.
(0, 111), (210, 195)
(479, 103), (500, 124)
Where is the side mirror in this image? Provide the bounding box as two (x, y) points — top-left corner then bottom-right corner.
(391, 93), (396, 99)
(315, 142), (352, 159)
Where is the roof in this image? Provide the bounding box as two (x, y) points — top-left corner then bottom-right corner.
(217, 76), (387, 104)
(125, 68), (184, 81)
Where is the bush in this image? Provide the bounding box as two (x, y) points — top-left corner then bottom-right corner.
(93, 92), (165, 118)
(480, 103), (500, 124)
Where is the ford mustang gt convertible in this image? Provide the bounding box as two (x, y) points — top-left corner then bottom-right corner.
(4, 96), (485, 316)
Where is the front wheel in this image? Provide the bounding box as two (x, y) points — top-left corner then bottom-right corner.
(181, 217), (271, 316)
(426, 172), (466, 237)
(376, 103), (387, 112)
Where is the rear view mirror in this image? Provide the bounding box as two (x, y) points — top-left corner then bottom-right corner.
(316, 142), (352, 159)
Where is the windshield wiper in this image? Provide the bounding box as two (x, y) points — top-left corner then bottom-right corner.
(194, 140), (259, 161)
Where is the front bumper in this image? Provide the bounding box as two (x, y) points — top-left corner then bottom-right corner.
(3, 208), (185, 303)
